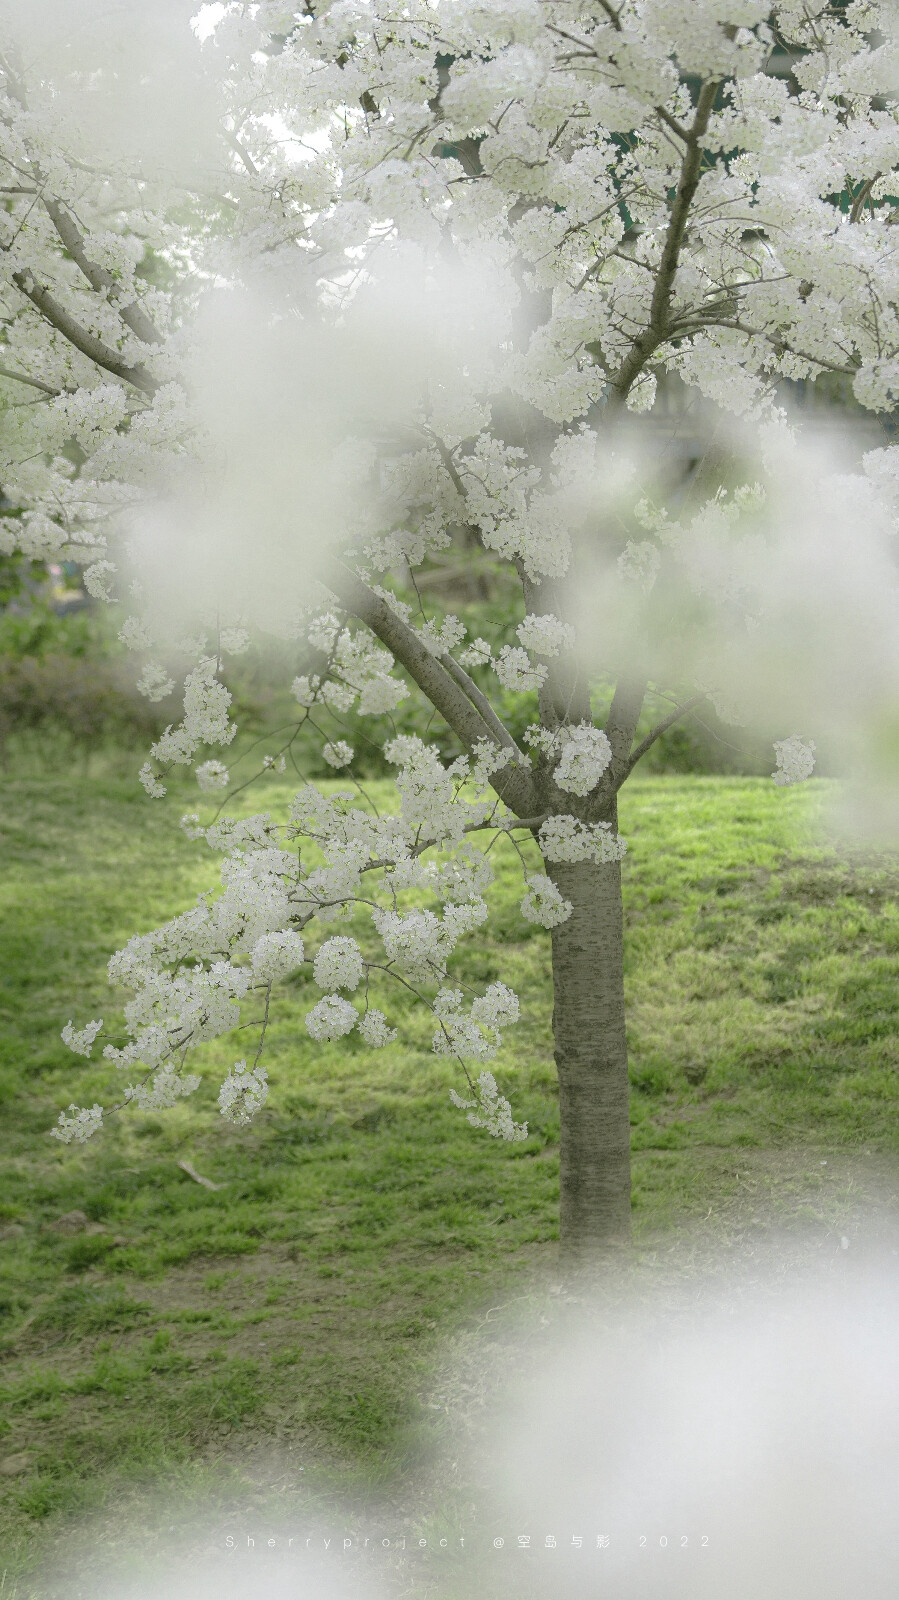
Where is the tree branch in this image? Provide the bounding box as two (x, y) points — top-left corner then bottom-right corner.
(224, 129), (261, 179)
(597, 79), (720, 399)
(0, 362), (59, 395)
(604, 676), (647, 787)
(40, 197), (162, 347)
(0, 58), (161, 350)
(850, 174), (879, 224)
(11, 270), (159, 395)
(326, 560), (537, 816)
(439, 650), (525, 759)
(624, 693), (708, 776)
(690, 317), (855, 377)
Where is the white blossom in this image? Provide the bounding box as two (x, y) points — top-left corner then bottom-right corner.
(50, 1103), (104, 1144)
(291, 675), (320, 707)
(124, 1070), (201, 1111)
(493, 646), (547, 692)
(220, 626), (250, 655)
(539, 816), (627, 865)
(305, 994), (358, 1041)
(322, 741), (354, 770)
(118, 617), (152, 652)
(313, 936), (364, 992)
(772, 736), (816, 787)
(357, 675), (408, 714)
(516, 613), (575, 657)
(196, 760), (229, 792)
(472, 982), (519, 1029)
(218, 1061), (269, 1125)
(182, 660), (236, 748)
(469, 739), (512, 788)
(618, 540), (661, 592)
(82, 560), (117, 601)
(433, 981), (520, 1062)
(448, 1071), (528, 1142)
(524, 723), (559, 756)
(375, 907), (447, 980)
(460, 637), (492, 667)
(251, 930), (305, 984)
(138, 764), (166, 799)
(136, 663), (175, 702)
(520, 874), (573, 928)
(382, 737), (491, 847)
(358, 1009), (397, 1047)
(553, 724), (613, 797)
(416, 614), (466, 656)
(61, 1018), (103, 1057)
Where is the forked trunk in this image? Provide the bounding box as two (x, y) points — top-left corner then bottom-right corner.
(548, 854), (631, 1259)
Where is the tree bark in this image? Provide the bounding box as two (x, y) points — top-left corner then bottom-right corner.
(548, 851), (631, 1259)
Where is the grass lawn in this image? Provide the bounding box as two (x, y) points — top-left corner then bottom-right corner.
(0, 753), (897, 1594)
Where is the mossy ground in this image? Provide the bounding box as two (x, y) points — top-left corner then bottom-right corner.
(1, 755), (897, 1593)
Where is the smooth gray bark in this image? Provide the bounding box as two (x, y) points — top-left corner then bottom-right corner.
(548, 849), (631, 1257)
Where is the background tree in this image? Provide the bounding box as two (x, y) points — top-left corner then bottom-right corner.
(2, 1), (899, 1257)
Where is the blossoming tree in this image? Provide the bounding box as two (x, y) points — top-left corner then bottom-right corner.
(3, 1), (898, 1254)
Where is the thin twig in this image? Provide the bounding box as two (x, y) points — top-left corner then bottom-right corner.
(625, 694), (709, 774)
(177, 1160), (227, 1192)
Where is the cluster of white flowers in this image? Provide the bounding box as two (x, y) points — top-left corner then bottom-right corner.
(82, 560), (117, 602)
(449, 1071), (528, 1143)
(322, 741), (354, 770)
(771, 736), (816, 787)
(305, 993), (358, 1042)
(617, 540), (661, 593)
(313, 935), (364, 992)
(119, 617), (152, 652)
(374, 898), (490, 982)
(553, 724), (613, 797)
(136, 663), (175, 703)
(138, 763), (167, 799)
(61, 1019), (104, 1058)
(523, 723), (559, 756)
(196, 760), (229, 792)
(292, 617), (409, 717)
(123, 1069), (202, 1114)
(358, 1009), (396, 1047)
(51, 1103), (104, 1144)
(493, 646), (547, 692)
(516, 613), (575, 657)
(416, 614), (467, 656)
(140, 660), (238, 796)
(468, 738), (514, 788)
(434, 982), (520, 1064)
(220, 626), (250, 655)
(383, 735), (495, 847)
(539, 816), (627, 865)
(520, 874), (573, 928)
(164, 660), (235, 758)
(459, 637), (492, 668)
(218, 1061), (269, 1125)
(251, 930), (305, 984)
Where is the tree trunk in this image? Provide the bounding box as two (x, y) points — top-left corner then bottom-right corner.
(548, 854), (631, 1259)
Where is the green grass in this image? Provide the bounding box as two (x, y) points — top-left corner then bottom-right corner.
(0, 755), (897, 1592)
